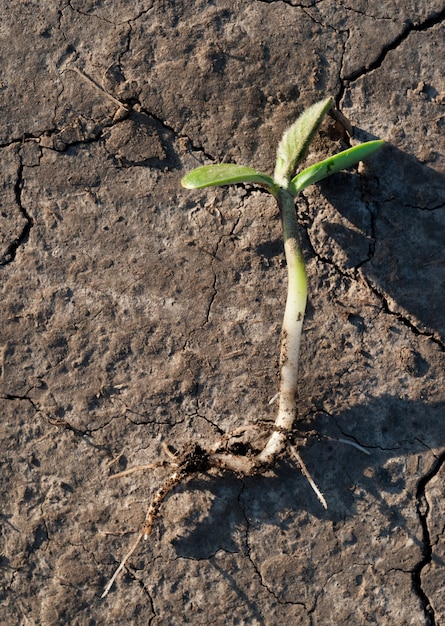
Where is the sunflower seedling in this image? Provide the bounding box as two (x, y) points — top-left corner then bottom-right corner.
(103, 97), (383, 597)
(180, 95), (381, 482)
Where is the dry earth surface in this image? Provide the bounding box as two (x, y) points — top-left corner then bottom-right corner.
(1, 1), (444, 624)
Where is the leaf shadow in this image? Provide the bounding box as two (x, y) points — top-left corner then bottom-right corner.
(316, 135), (445, 340)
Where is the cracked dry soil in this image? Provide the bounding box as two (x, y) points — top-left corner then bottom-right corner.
(1, 1), (444, 624)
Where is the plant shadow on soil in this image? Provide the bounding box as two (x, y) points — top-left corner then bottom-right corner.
(161, 394), (444, 564)
(319, 138), (445, 340)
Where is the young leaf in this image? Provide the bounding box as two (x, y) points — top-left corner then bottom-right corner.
(181, 164), (275, 191)
(273, 96), (333, 187)
(290, 140), (384, 194)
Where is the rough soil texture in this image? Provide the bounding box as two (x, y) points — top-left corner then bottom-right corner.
(1, 1), (444, 624)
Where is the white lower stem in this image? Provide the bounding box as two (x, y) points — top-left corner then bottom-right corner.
(258, 189), (307, 465)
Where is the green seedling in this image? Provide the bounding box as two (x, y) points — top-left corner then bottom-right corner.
(181, 96), (382, 473)
(103, 97), (383, 597)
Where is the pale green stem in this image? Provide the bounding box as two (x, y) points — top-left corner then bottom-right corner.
(258, 189), (307, 463)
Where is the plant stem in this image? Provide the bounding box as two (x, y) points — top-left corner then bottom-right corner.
(258, 188), (307, 463)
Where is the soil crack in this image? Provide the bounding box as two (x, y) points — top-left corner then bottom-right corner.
(0, 155), (33, 266)
(413, 450), (445, 625)
(339, 8), (445, 97)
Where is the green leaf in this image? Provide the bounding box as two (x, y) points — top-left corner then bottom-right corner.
(273, 96), (333, 187)
(181, 164), (275, 191)
(290, 140), (384, 193)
